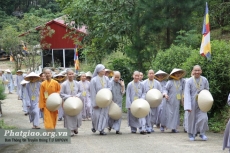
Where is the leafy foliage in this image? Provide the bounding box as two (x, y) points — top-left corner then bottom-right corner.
(152, 44), (194, 73)
(0, 85), (6, 100)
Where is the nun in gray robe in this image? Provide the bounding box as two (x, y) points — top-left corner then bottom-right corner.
(223, 93), (230, 151)
(21, 84), (28, 114)
(3, 72), (14, 93)
(142, 79), (162, 133)
(16, 74), (26, 99)
(164, 78), (185, 132)
(126, 80), (145, 133)
(157, 80), (167, 129)
(79, 79), (92, 120)
(60, 80), (82, 135)
(90, 64), (111, 135)
(184, 76), (209, 140)
(108, 78), (125, 133)
(25, 81), (41, 128)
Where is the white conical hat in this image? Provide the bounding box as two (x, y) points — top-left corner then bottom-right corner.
(86, 71), (92, 77)
(169, 68), (186, 79)
(5, 69), (11, 73)
(96, 88), (112, 108)
(16, 70), (23, 73)
(63, 97), (83, 116)
(46, 93), (62, 112)
(109, 102), (122, 120)
(155, 70), (168, 76)
(24, 72), (40, 81)
(198, 90), (214, 112)
(145, 89), (163, 107)
(20, 80), (29, 85)
(130, 99), (150, 118)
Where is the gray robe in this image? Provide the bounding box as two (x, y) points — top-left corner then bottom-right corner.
(3, 73), (14, 92)
(79, 80), (92, 119)
(157, 80), (167, 126)
(184, 76), (209, 135)
(60, 80), (82, 130)
(183, 78), (190, 131)
(164, 79), (185, 130)
(126, 81), (145, 131)
(21, 85), (28, 113)
(142, 79), (162, 129)
(16, 74), (26, 97)
(58, 83), (64, 119)
(108, 80), (125, 131)
(25, 82), (41, 126)
(223, 95), (230, 150)
(90, 75), (111, 132)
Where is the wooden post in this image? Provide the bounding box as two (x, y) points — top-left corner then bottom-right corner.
(63, 49), (65, 68)
(52, 49), (54, 67)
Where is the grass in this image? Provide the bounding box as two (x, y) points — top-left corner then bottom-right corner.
(0, 119), (17, 129)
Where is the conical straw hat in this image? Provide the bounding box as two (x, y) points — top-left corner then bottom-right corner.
(46, 93), (62, 112)
(154, 70), (169, 81)
(63, 97), (83, 116)
(109, 102), (122, 120)
(96, 88), (112, 108)
(145, 89), (163, 107)
(5, 69), (11, 73)
(130, 99), (150, 118)
(169, 68), (186, 80)
(24, 72), (40, 81)
(20, 80), (29, 85)
(198, 89), (214, 112)
(16, 70), (23, 73)
(86, 71), (92, 77)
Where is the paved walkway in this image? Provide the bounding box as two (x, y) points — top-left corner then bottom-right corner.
(0, 91), (228, 153)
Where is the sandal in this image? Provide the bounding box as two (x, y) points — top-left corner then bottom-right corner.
(140, 131), (146, 135)
(108, 127), (111, 132)
(99, 131), (107, 135)
(116, 131), (122, 134)
(91, 128), (96, 133)
(74, 130), (78, 134)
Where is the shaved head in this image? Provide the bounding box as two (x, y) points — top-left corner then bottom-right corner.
(114, 71), (120, 76)
(148, 69), (155, 80)
(133, 71), (140, 82)
(44, 68), (52, 80)
(133, 71), (140, 75)
(193, 65), (202, 70)
(113, 71), (121, 82)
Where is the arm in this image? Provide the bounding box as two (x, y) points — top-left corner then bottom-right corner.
(90, 79), (97, 107)
(125, 84), (131, 108)
(24, 85), (31, 107)
(227, 94), (230, 106)
(204, 77), (209, 90)
(39, 83), (45, 109)
(184, 80), (192, 111)
(163, 81), (171, 100)
(140, 83), (145, 99)
(60, 83), (71, 101)
(75, 82), (81, 97)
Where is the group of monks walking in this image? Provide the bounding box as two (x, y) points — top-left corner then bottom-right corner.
(0, 64), (210, 141)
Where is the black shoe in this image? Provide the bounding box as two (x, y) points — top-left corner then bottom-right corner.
(99, 131), (107, 135)
(116, 131), (122, 134)
(140, 131), (146, 135)
(91, 128), (96, 133)
(108, 127), (111, 132)
(147, 131), (151, 134)
(58, 118), (62, 121)
(74, 130), (78, 134)
(131, 131), (136, 134)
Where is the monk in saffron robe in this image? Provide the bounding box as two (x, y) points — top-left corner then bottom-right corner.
(39, 68), (61, 129)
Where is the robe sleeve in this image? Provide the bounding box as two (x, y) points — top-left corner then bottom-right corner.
(15, 77), (18, 87)
(39, 83), (45, 109)
(76, 82), (81, 97)
(184, 79), (192, 110)
(20, 85), (23, 99)
(204, 77), (209, 90)
(24, 85), (31, 107)
(60, 83), (71, 101)
(163, 81), (171, 95)
(140, 83), (145, 99)
(90, 79), (97, 107)
(106, 77), (112, 90)
(56, 81), (61, 93)
(126, 83), (131, 108)
(227, 94), (230, 106)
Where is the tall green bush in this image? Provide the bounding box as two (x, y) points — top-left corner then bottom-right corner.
(152, 44), (195, 73)
(0, 85), (6, 100)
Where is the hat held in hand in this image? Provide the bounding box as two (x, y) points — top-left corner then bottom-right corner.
(63, 97), (83, 116)
(130, 99), (150, 118)
(109, 102), (122, 120)
(198, 89), (213, 112)
(46, 93), (62, 112)
(145, 89), (163, 108)
(96, 88), (112, 108)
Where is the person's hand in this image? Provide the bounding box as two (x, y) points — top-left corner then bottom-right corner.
(128, 108), (130, 110)
(187, 109), (192, 112)
(164, 94), (169, 100)
(120, 80), (125, 87)
(94, 106), (99, 109)
(40, 108), (44, 112)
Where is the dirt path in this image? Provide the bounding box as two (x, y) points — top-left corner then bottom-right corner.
(0, 90), (228, 153)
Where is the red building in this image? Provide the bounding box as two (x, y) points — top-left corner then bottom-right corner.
(40, 16), (87, 68)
